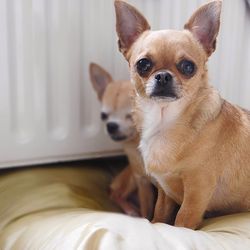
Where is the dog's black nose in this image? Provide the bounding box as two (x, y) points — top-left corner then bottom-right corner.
(107, 122), (119, 134)
(155, 72), (172, 85)
(151, 71), (177, 99)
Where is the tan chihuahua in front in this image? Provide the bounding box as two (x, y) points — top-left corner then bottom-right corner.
(115, 0), (250, 229)
(89, 63), (154, 219)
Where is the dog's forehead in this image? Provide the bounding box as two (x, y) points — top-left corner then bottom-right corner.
(102, 81), (132, 112)
(144, 30), (191, 45)
(132, 30), (203, 62)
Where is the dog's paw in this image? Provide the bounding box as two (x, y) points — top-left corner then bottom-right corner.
(109, 188), (124, 201)
(110, 189), (140, 217)
(174, 211), (201, 229)
(151, 217), (166, 224)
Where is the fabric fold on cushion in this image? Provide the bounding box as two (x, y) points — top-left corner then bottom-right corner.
(0, 164), (249, 250)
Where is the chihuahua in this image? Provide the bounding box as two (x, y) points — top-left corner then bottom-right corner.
(115, 0), (250, 229)
(89, 63), (154, 219)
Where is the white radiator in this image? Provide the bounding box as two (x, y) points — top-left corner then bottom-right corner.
(0, 0), (249, 168)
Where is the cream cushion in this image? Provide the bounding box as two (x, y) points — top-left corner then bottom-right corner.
(0, 164), (249, 250)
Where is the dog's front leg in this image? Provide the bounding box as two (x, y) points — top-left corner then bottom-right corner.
(175, 172), (216, 229)
(135, 175), (155, 220)
(151, 186), (177, 224)
(110, 166), (139, 216)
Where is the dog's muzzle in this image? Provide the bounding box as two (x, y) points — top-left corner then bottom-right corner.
(150, 71), (177, 99)
(106, 122), (127, 141)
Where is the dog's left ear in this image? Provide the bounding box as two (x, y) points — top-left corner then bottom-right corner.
(89, 63), (113, 101)
(184, 1), (222, 57)
(114, 0), (150, 59)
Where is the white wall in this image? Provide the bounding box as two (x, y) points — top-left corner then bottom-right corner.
(0, 0), (249, 168)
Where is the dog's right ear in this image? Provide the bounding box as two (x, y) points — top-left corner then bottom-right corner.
(184, 1), (222, 57)
(114, 0), (150, 59)
(89, 63), (113, 101)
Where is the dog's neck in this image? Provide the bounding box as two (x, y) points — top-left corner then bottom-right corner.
(137, 79), (223, 136)
(122, 134), (145, 175)
(184, 84), (223, 131)
(122, 132), (140, 147)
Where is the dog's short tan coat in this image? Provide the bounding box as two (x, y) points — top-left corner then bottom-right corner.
(115, 0), (250, 229)
(89, 63), (154, 219)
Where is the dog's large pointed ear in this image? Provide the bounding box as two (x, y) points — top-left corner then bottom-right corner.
(184, 1), (222, 57)
(89, 63), (113, 101)
(114, 0), (150, 58)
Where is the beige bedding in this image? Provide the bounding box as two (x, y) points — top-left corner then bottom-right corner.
(0, 163), (249, 250)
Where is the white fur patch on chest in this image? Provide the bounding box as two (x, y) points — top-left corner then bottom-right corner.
(139, 99), (184, 174)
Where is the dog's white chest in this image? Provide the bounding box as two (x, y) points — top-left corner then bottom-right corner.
(140, 104), (162, 168)
(139, 100), (182, 174)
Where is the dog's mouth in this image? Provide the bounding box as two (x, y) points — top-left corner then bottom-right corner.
(150, 93), (179, 102)
(149, 91), (181, 103)
(110, 134), (127, 141)
(109, 130), (136, 142)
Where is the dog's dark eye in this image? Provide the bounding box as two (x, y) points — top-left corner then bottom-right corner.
(125, 114), (132, 120)
(101, 112), (108, 121)
(177, 60), (196, 77)
(136, 58), (153, 76)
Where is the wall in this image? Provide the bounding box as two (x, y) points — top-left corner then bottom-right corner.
(0, 0), (249, 168)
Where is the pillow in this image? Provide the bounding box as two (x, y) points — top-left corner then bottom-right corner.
(0, 164), (249, 249)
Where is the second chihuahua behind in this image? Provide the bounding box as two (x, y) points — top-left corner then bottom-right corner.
(89, 63), (154, 219)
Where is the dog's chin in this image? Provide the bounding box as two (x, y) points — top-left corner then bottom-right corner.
(146, 81), (181, 102)
(149, 94), (179, 102)
(110, 134), (128, 142)
(109, 131), (136, 142)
